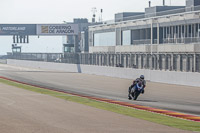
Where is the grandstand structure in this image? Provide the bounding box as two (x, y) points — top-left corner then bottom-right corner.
(86, 0), (200, 72)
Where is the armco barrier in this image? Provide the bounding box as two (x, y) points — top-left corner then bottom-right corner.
(6, 59), (200, 87)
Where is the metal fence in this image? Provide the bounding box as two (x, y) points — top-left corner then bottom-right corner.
(132, 37), (200, 45)
(163, 37), (200, 44)
(6, 52), (200, 73)
(8, 53), (63, 62)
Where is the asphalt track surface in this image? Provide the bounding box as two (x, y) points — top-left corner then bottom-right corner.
(0, 64), (200, 117)
(0, 83), (195, 133)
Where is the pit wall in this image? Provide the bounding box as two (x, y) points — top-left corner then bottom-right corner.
(7, 59), (200, 87)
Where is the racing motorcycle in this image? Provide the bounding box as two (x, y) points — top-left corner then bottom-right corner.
(128, 82), (144, 100)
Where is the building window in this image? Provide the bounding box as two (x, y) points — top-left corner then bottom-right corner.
(122, 30), (131, 45)
(94, 32), (115, 46)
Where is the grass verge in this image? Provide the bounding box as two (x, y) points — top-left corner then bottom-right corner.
(0, 78), (199, 132)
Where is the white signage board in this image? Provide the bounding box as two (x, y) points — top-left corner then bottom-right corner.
(37, 24), (79, 36)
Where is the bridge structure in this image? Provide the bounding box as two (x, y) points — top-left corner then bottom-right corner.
(0, 23), (84, 54)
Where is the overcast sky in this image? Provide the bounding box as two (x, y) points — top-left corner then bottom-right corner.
(0, 0), (186, 55)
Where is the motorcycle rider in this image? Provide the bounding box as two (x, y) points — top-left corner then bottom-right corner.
(128, 75), (146, 100)
(131, 81), (144, 99)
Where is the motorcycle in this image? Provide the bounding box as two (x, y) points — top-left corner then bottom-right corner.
(128, 83), (144, 100)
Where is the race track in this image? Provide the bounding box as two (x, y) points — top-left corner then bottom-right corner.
(1, 83), (195, 133)
(0, 64), (200, 116)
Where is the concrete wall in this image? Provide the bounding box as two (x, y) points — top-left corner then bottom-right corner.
(7, 59), (200, 87)
(89, 44), (200, 53)
(0, 59), (7, 64)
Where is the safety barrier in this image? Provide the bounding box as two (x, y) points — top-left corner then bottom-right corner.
(0, 59), (7, 64)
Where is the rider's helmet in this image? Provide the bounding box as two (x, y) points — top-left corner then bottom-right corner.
(140, 75), (144, 80)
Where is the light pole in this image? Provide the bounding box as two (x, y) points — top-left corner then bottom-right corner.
(151, 18), (153, 55)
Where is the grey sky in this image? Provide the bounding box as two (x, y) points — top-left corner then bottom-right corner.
(0, 0), (186, 55)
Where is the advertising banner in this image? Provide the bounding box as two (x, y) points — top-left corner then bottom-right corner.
(0, 24), (37, 35)
(37, 24), (79, 35)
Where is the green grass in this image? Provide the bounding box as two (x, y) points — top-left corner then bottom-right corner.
(0, 78), (200, 132)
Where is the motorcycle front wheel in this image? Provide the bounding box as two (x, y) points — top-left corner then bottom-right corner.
(133, 91), (140, 100)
